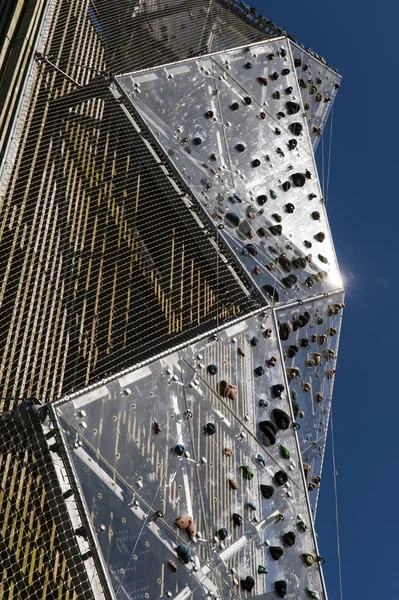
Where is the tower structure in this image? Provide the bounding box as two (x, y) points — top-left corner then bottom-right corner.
(0, 1), (343, 598)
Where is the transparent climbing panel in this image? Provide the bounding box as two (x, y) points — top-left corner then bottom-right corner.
(276, 292), (344, 516)
(116, 39), (342, 307)
(288, 42), (341, 150)
(56, 311), (328, 600)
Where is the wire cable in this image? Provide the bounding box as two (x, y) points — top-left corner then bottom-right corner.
(330, 405), (344, 600)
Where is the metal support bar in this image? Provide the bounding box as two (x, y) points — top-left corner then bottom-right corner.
(47, 404), (117, 600)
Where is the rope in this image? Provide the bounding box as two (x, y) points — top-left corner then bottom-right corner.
(330, 406), (344, 600)
(325, 105), (334, 205)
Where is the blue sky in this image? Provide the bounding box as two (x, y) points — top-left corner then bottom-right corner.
(251, 0), (399, 597)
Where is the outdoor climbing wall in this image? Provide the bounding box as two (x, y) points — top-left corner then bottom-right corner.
(55, 311), (328, 600)
(116, 39), (342, 307)
(288, 43), (341, 149)
(276, 292), (344, 515)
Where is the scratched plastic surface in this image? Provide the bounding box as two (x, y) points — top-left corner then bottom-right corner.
(276, 292), (344, 515)
(57, 313), (327, 599)
(288, 42), (341, 150)
(116, 39), (342, 306)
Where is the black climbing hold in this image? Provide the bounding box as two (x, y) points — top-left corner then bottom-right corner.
(270, 546), (284, 561)
(274, 470), (288, 486)
(218, 527), (228, 540)
(272, 408), (290, 430)
(267, 53), (275, 60)
(300, 338), (309, 348)
(292, 257), (306, 269)
(288, 139), (297, 150)
(193, 137), (202, 146)
(260, 484), (274, 499)
(280, 48), (287, 57)
(275, 580), (287, 598)
(236, 143), (246, 152)
(243, 96), (252, 105)
(289, 122), (303, 135)
(270, 71), (279, 80)
(268, 225), (282, 236)
(286, 101), (300, 115)
(285, 203), (295, 213)
(294, 57), (301, 67)
(204, 422), (216, 435)
(207, 364), (218, 375)
(277, 111), (285, 119)
(303, 64), (309, 71)
(288, 344), (299, 358)
(258, 76), (268, 86)
(230, 102), (239, 110)
(263, 285), (280, 302)
(272, 383), (284, 398)
(205, 110), (214, 118)
(291, 399), (299, 419)
(250, 336), (259, 346)
(283, 531), (296, 547)
(225, 213), (240, 227)
(244, 243), (257, 256)
(281, 68), (290, 75)
(285, 86), (293, 94)
(305, 169), (312, 179)
(232, 513), (242, 526)
(254, 366), (265, 376)
(273, 91), (281, 99)
(244, 62), (252, 69)
(292, 172), (306, 187)
(299, 78), (308, 88)
(257, 227), (266, 237)
(282, 181), (291, 192)
(257, 194), (267, 206)
(318, 254), (328, 264)
(277, 255), (291, 272)
(282, 274), (298, 288)
(304, 240), (312, 248)
(259, 398), (268, 407)
(272, 213), (282, 222)
(314, 232), (325, 242)
(252, 158), (261, 167)
(174, 444), (185, 456)
(241, 576), (255, 592)
(311, 211), (321, 220)
(259, 420), (277, 435)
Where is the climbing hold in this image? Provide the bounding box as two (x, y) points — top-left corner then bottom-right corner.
(281, 181), (291, 193)
(259, 111), (266, 119)
(302, 382), (311, 392)
(175, 515), (193, 530)
(267, 53), (275, 60)
(263, 285), (280, 302)
(287, 139), (297, 151)
(153, 421), (161, 434)
(280, 445), (290, 459)
(167, 559), (177, 573)
(224, 447), (233, 456)
(300, 337), (309, 348)
(243, 96), (252, 105)
(272, 91), (281, 99)
(286, 101), (300, 115)
(280, 48), (287, 57)
(257, 76), (268, 85)
(315, 92), (322, 102)
(305, 588), (319, 599)
(276, 147), (284, 157)
(174, 444), (185, 456)
(236, 143), (246, 152)
(274, 470), (288, 486)
(302, 64), (309, 71)
(175, 544), (191, 564)
(282, 274), (298, 288)
(289, 122), (303, 136)
(268, 225), (282, 236)
(246, 502), (257, 511)
(204, 422), (216, 435)
(272, 408), (291, 430)
(207, 364), (218, 375)
(193, 137), (202, 146)
(292, 172), (306, 187)
(270, 71), (279, 80)
(285, 86), (293, 95)
(297, 519), (308, 532)
(270, 189), (277, 199)
(244, 61), (252, 69)
(260, 484), (274, 499)
(256, 454), (266, 466)
(292, 257), (306, 269)
(317, 316), (324, 325)
(277, 111), (285, 119)
(232, 513), (242, 526)
(241, 465), (254, 480)
(272, 213), (282, 223)
(220, 381), (238, 400)
(258, 565), (268, 574)
(283, 531), (296, 547)
(311, 211), (321, 220)
(244, 243), (257, 256)
(291, 389), (298, 400)
(218, 527), (228, 540)
(225, 213), (240, 228)
(252, 158), (261, 167)
(228, 478), (238, 490)
(314, 232), (325, 242)
(304, 240), (312, 249)
(294, 57), (301, 67)
(230, 102), (239, 111)
(241, 576), (255, 592)
(259, 398), (268, 407)
(267, 356), (277, 367)
(275, 580), (287, 598)
(279, 321), (293, 340)
(257, 194), (267, 206)
(302, 553), (315, 567)
(318, 254), (328, 263)
(250, 336), (259, 346)
(275, 127), (281, 135)
(277, 254), (291, 271)
(285, 203), (295, 213)
(254, 366), (265, 376)
(288, 344), (299, 358)
(281, 68), (290, 75)
(272, 383), (284, 398)
(264, 328), (273, 338)
(205, 110), (214, 119)
(270, 546), (284, 560)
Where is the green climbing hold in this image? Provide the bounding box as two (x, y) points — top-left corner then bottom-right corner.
(280, 445), (290, 459)
(275, 127), (281, 135)
(305, 588), (319, 599)
(270, 190), (277, 199)
(258, 565), (268, 574)
(317, 316), (324, 325)
(241, 465), (254, 480)
(273, 91), (281, 99)
(291, 389), (298, 400)
(272, 213), (282, 223)
(318, 254), (328, 264)
(297, 519), (308, 533)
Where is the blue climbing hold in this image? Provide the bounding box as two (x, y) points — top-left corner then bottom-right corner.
(207, 364), (218, 375)
(175, 544), (191, 564)
(174, 444), (185, 456)
(250, 336), (259, 347)
(204, 422), (216, 435)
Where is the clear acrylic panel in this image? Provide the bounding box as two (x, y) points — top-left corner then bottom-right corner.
(56, 311), (328, 599)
